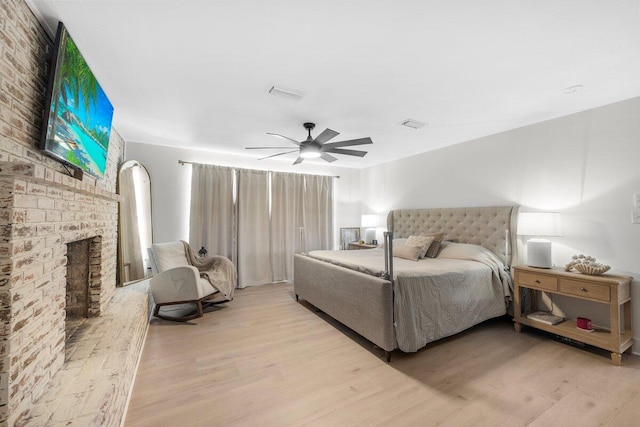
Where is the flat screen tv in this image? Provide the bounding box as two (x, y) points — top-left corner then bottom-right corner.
(40, 22), (114, 179)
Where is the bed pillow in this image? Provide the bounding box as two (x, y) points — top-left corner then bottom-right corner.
(419, 232), (446, 258)
(393, 243), (423, 261)
(405, 235), (435, 259)
(382, 238), (407, 249)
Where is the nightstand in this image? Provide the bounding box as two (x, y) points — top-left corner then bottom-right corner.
(347, 242), (378, 250)
(513, 265), (633, 365)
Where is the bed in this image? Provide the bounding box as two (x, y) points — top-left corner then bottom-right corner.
(293, 206), (518, 361)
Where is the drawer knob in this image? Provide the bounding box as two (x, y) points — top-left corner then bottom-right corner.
(581, 287), (588, 292)
(535, 280), (540, 284)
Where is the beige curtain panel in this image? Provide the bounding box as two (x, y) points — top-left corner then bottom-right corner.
(189, 164), (236, 260)
(302, 174), (334, 253)
(188, 163), (333, 288)
(270, 172), (305, 282)
(237, 169), (271, 288)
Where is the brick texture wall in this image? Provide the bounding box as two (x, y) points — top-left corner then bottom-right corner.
(0, 1), (125, 425)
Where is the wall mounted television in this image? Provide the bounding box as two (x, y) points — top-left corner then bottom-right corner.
(39, 22), (114, 179)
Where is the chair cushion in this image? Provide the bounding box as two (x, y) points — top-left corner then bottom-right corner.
(151, 241), (189, 273)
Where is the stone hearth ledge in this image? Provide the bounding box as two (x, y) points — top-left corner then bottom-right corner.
(26, 280), (150, 426)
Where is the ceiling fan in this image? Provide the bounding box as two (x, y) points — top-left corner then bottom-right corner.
(246, 122), (373, 165)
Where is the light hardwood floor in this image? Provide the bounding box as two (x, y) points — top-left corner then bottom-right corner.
(125, 283), (640, 426)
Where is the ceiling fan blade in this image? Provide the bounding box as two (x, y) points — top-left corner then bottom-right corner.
(257, 150), (299, 160)
(313, 128), (339, 145)
(267, 132), (300, 145)
(293, 156), (304, 165)
(246, 146), (296, 150)
(322, 137), (373, 149)
(323, 147), (368, 157)
(320, 153), (338, 163)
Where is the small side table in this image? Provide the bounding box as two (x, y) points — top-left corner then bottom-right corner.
(513, 265), (633, 365)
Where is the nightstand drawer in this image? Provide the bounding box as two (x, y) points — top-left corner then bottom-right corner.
(518, 272), (558, 291)
(560, 279), (610, 302)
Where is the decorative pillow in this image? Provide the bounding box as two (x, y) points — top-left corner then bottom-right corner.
(405, 235), (435, 259)
(393, 243), (422, 261)
(382, 238), (407, 249)
(419, 232), (446, 258)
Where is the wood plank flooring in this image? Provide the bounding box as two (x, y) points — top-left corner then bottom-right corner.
(125, 283), (640, 426)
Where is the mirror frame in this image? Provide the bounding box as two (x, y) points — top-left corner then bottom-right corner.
(339, 227), (361, 250)
(117, 160), (153, 286)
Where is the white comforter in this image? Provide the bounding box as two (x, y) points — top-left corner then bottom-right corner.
(308, 242), (511, 352)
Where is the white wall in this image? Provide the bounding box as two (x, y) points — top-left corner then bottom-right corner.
(360, 96), (640, 351)
(124, 143), (362, 246)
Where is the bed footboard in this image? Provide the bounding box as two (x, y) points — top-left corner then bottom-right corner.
(294, 254), (395, 353)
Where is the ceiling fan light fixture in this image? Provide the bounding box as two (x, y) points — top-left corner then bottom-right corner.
(399, 119), (427, 129)
(300, 151), (321, 159)
(268, 85), (306, 101)
(300, 144), (321, 158)
(250, 122), (372, 165)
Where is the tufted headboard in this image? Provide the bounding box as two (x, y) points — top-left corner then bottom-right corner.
(387, 206), (518, 266)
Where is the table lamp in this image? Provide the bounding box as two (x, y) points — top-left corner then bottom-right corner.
(361, 214), (386, 244)
(517, 212), (563, 268)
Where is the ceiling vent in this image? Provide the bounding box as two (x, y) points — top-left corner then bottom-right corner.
(399, 119), (427, 129)
(268, 85), (306, 101)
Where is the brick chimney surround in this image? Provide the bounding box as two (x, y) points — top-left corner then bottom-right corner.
(0, 161), (122, 422)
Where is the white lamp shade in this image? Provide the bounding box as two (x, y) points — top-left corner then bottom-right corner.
(517, 212), (563, 237)
(361, 214), (386, 228)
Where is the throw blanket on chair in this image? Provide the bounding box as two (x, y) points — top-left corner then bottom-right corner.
(182, 241), (237, 301)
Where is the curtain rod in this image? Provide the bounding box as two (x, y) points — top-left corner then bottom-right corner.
(178, 160), (340, 178)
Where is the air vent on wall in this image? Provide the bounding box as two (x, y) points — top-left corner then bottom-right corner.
(399, 119), (427, 129)
(268, 85), (306, 101)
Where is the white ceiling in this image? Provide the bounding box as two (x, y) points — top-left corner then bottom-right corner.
(27, 0), (640, 169)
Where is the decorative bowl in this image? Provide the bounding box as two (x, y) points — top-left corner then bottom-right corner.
(574, 264), (610, 275)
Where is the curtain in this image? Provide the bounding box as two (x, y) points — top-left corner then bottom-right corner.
(119, 166), (145, 281)
(188, 163), (334, 288)
(303, 174), (334, 252)
(237, 169), (270, 288)
(270, 172), (305, 282)
(189, 164), (236, 260)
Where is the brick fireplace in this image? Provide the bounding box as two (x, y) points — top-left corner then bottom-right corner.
(0, 162), (120, 424)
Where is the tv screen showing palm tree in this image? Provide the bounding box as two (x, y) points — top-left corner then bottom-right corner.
(40, 22), (113, 179)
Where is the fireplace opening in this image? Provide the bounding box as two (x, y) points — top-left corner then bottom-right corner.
(66, 235), (102, 317)
(66, 239), (91, 319)
(65, 236), (102, 342)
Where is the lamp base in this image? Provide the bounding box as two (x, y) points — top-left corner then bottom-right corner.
(364, 229), (376, 244)
(526, 239), (552, 268)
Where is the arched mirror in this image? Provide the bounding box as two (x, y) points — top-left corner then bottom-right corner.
(118, 160), (153, 285)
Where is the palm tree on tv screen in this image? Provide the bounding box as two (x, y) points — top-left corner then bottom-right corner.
(49, 28), (100, 171)
(60, 31), (98, 123)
